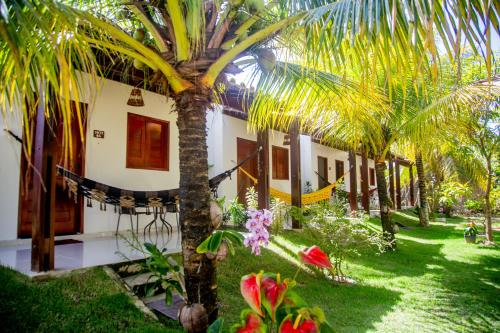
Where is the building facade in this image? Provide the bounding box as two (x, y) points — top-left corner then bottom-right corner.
(0, 75), (412, 242)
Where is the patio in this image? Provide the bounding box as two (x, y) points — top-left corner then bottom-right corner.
(0, 230), (181, 277)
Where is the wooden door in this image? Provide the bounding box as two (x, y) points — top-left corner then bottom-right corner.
(19, 103), (86, 238)
(335, 160), (345, 181)
(317, 156), (328, 189)
(236, 138), (258, 204)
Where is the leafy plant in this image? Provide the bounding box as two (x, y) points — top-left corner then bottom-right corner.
(302, 204), (390, 280)
(464, 222), (479, 237)
(464, 199), (483, 214)
(207, 246), (335, 332)
(196, 230), (244, 259)
(228, 198), (247, 227)
(269, 197), (287, 236)
(437, 181), (472, 217)
(213, 196), (231, 226)
(245, 186), (258, 209)
(140, 243), (184, 305)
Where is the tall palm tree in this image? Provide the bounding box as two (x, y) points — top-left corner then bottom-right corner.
(438, 100), (499, 243)
(1, 0), (498, 329)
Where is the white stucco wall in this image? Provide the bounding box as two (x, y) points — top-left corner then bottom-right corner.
(206, 115), (294, 204)
(81, 78), (180, 234)
(0, 74), (383, 241)
(0, 109), (22, 241)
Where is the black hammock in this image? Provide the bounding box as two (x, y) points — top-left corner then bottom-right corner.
(56, 147), (262, 213)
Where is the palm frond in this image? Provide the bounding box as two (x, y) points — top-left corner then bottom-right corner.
(246, 60), (387, 149)
(399, 76), (500, 143)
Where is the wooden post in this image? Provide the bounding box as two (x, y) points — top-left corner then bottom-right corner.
(31, 91), (55, 272)
(395, 160), (402, 210)
(361, 149), (370, 214)
(409, 165), (415, 206)
(388, 157), (395, 208)
(257, 129), (269, 210)
(348, 150), (358, 212)
(290, 121), (301, 229)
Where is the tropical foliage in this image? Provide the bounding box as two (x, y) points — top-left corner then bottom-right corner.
(209, 245), (335, 332)
(1, 0), (500, 330)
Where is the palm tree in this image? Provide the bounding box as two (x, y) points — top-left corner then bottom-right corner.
(1, 0), (498, 329)
(415, 149), (430, 226)
(440, 101), (499, 243)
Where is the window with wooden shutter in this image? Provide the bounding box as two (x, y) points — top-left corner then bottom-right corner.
(369, 168), (375, 186)
(272, 146), (289, 180)
(126, 113), (169, 171)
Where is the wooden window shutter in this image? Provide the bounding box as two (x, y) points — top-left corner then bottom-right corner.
(127, 114), (146, 169)
(127, 113), (169, 171)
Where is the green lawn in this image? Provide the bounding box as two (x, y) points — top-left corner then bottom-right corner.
(1, 212), (498, 332)
(218, 212), (500, 332)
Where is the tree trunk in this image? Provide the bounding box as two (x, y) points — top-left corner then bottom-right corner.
(375, 158), (395, 248)
(415, 151), (430, 227)
(484, 160), (494, 243)
(175, 87), (217, 330)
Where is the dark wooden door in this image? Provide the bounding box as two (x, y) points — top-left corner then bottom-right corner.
(317, 156), (328, 189)
(19, 104), (85, 238)
(236, 138), (258, 203)
(335, 160), (345, 181)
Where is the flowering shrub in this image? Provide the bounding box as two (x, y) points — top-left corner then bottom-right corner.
(301, 204), (390, 280)
(244, 208), (273, 255)
(208, 245), (335, 333)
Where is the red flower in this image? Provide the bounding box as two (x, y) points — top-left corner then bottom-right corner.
(298, 245), (332, 269)
(233, 310), (267, 333)
(261, 273), (288, 321)
(241, 272), (264, 316)
(279, 315), (318, 333)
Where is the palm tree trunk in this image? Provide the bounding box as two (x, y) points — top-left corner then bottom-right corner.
(375, 158), (395, 248)
(415, 151), (430, 227)
(175, 87), (217, 329)
(484, 160), (493, 243)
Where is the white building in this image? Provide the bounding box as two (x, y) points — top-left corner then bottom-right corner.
(0, 74), (401, 243)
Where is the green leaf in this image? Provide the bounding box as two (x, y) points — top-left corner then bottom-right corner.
(207, 317), (225, 333)
(222, 230), (244, 246)
(164, 289), (173, 306)
(320, 322), (336, 333)
(167, 279), (184, 295)
(208, 230), (224, 253)
(196, 236), (213, 254)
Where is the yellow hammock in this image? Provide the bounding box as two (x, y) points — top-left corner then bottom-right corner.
(238, 167), (348, 205)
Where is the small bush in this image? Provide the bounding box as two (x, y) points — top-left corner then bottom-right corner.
(227, 199), (247, 227)
(302, 204), (390, 279)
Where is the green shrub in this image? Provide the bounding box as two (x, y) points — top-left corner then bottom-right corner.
(227, 198), (247, 227)
(464, 199), (483, 213)
(301, 204), (390, 279)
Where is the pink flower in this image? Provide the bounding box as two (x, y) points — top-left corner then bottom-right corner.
(244, 208), (273, 256)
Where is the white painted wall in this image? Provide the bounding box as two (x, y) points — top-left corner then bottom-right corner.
(0, 109), (22, 241)
(206, 115), (295, 204)
(81, 78), (180, 234)
(0, 74), (383, 241)
(300, 135), (313, 192)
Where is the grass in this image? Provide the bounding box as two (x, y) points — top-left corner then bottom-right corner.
(0, 266), (180, 332)
(217, 211), (499, 332)
(0, 211), (498, 332)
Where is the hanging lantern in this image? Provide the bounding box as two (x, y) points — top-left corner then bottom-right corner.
(127, 88), (144, 107)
